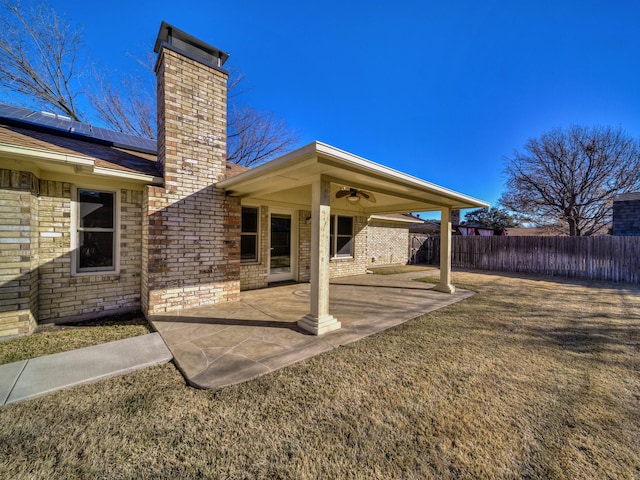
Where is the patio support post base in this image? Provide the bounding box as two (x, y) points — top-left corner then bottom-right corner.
(298, 314), (341, 335)
(433, 283), (456, 294)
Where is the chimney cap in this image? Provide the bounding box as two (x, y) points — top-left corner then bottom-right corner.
(154, 21), (229, 68)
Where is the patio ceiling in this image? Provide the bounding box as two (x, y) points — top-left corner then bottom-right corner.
(218, 141), (488, 214)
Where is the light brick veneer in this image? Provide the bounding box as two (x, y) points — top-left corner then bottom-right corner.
(38, 183), (143, 323)
(0, 169), (144, 336)
(367, 220), (411, 266)
(0, 170), (38, 336)
(143, 42), (240, 315)
(240, 206), (269, 290)
(297, 210), (312, 282)
(328, 215), (368, 278)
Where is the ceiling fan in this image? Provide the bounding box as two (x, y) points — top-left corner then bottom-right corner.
(336, 187), (376, 205)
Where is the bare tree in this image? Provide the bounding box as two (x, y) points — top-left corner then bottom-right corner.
(227, 104), (299, 167)
(88, 56), (156, 139)
(0, 0), (299, 167)
(0, 0), (85, 120)
(499, 125), (640, 236)
(89, 59), (298, 166)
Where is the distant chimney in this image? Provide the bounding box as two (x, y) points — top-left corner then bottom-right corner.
(451, 209), (460, 225)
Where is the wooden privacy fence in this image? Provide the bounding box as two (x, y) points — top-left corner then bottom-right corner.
(411, 235), (640, 283)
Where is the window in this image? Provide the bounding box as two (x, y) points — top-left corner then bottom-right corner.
(241, 206), (259, 263)
(330, 215), (353, 257)
(75, 189), (117, 273)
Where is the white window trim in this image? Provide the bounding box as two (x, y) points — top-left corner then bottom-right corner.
(330, 214), (354, 259)
(71, 186), (120, 275)
(240, 205), (260, 264)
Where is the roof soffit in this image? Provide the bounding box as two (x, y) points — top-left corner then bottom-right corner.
(218, 142), (488, 211)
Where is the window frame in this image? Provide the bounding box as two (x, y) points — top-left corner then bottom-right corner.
(330, 214), (354, 258)
(240, 205), (260, 264)
(71, 186), (120, 275)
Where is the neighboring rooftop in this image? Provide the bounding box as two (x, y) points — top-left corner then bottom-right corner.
(615, 192), (640, 202)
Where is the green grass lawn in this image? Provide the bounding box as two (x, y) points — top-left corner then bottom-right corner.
(1, 271), (639, 479)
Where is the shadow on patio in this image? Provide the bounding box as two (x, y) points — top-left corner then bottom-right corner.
(149, 272), (474, 389)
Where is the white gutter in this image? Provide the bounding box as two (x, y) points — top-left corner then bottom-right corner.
(93, 166), (163, 185)
(368, 214), (424, 224)
(0, 142), (94, 167)
(0, 142), (162, 185)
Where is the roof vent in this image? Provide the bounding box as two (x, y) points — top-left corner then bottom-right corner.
(154, 21), (229, 68)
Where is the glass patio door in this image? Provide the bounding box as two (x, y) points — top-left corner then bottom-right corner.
(269, 212), (293, 282)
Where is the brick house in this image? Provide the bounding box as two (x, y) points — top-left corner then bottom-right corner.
(0, 22), (487, 338)
(613, 192), (640, 235)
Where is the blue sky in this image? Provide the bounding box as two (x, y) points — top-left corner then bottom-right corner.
(45, 0), (640, 215)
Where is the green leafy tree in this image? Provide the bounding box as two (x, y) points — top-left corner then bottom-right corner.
(500, 125), (640, 236)
(463, 207), (522, 229)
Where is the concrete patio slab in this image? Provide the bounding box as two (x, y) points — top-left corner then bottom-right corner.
(150, 271), (474, 389)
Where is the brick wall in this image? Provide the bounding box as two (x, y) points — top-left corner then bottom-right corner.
(144, 44), (240, 315)
(0, 170), (38, 336)
(328, 215), (368, 278)
(613, 193), (640, 236)
(367, 221), (411, 266)
(237, 209), (371, 287)
(298, 209), (312, 282)
(240, 206), (269, 290)
(0, 169), (144, 336)
(37, 182), (143, 323)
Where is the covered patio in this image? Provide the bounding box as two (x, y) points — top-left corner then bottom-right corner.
(218, 141), (488, 336)
(150, 270), (474, 389)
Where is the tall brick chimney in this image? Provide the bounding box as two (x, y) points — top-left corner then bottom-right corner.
(142, 22), (240, 315)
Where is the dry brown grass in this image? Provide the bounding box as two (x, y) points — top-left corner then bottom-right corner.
(0, 315), (150, 365)
(1, 271), (638, 479)
(369, 264), (435, 275)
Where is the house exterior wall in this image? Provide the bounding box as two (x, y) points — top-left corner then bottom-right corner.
(613, 193), (640, 236)
(38, 182), (143, 323)
(0, 168), (144, 336)
(240, 206), (269, 290)
(144, 44), (240, 315)
(298, 209), (312, 282)
(367, 221), (411, 266)
(238, 210), (375, 290)
(328, 215), (368, 278)
(0, 170), (38, 336)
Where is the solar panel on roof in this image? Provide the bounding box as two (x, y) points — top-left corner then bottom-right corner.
(0, 102), (157, 154)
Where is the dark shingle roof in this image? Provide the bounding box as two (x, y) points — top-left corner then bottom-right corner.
(0, 102), (247, 180)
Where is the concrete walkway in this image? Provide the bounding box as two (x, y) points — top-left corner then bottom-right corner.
(150, 272), (474, 389)
(0, 333), (172, 406)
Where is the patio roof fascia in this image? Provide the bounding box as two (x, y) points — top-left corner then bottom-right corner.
(367, 214), (424, 224)
(217, 141), (489, 212)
